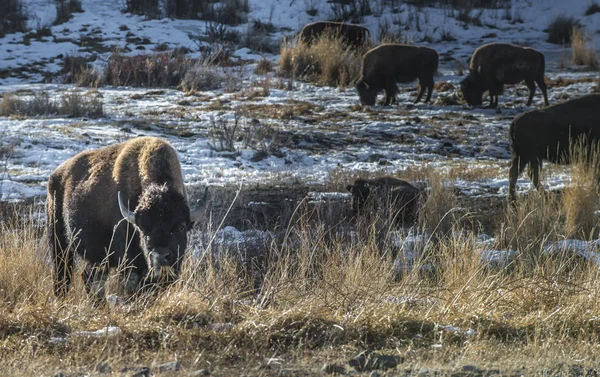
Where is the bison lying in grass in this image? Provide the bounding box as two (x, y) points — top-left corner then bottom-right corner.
(508, 94), (600, 202)
(355, 44), (439, 106)
(461, 42), (549, 108)
(46, 136), (205, 303)
(299, 21), (370, 48)
(347, 176), (422, 224)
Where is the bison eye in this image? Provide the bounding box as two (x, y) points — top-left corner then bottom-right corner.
(176, 224), (186, 233)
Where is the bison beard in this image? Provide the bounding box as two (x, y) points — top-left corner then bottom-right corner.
(508, 94), (600, 202)
(46, 136), (204, 304)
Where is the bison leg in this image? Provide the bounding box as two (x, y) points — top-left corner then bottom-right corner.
(415, 76), (434, 103)
(47, 187), (74, 298)
(383, 82), (397, 106)
(525, 79), (536, 106)
(536, 76), (549, 106)
(508, 156), (528, 202)
(528, 159), (543, 191)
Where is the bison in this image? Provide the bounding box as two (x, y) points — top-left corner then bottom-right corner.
(460, 42), (549, 108)
(347, 176), (422, 224)
(299, 21), (370, 48)
(354, 44), (439, 106)
(508, 94), (600, 202)
(46, 136), (205, 303)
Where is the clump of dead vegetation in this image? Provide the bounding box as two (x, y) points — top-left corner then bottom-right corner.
(5, 160), (600, 374)
(546, 15), (582, 44)
(0, 90), (103, 118)
(279, 33), (362, 88)
(0, 0), (27, 38)
(571, 27), (599, 70)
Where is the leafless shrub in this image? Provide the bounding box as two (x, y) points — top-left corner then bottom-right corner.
(205, 21), (241, 43)
(456, 8), (484, 26)
(104, 50), (192, 87)
(59, 90), (104, 118)
(244, 21), (278, 53)
(0, 0), (27, 37)
(121, 0), (160, 18)
(54, 0), (83, 25)
(61, 54), (103, 87)
(0, 90), (103, 118)
(181, 59), (224, 91)
(585, 2), (600, 16)
(329, 0), (372, 23)
(547, 15), (582, 44)
(304, 0), (319, 16)
(255, 58), (274, 75)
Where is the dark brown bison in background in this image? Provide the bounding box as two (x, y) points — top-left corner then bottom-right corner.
(46, 136), (204, 303)
(461, 42), (549, 108)
(347, 176), (422, 224)
(299, 21), (370, 47)
(355, 44), (439, 106)
(508, 94), (600, 202)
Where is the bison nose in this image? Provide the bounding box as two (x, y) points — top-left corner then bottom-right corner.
(153, 249), (174, 265)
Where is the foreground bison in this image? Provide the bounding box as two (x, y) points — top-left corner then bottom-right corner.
(46, 136), (204, 302)
(355, 44), (439, 106)
(347, 177), (422, 224)
(299, 21), (370, 47)
(461, 42), (549, 108)
(508, 94), (600, 202)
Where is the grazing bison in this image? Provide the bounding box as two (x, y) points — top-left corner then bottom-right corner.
(46, 136), (205, 303)
(508, 94), (600, 202)
(355, 44), (439, 106)
(461, 42), (549, 108)
(347, 177), (422, 224)
(299, 21), (370, 48)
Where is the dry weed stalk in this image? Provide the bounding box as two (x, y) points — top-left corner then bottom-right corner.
(571, 27), (599, 69)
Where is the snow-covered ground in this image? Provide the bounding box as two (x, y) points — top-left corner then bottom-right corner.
(1, 0), (599, 203)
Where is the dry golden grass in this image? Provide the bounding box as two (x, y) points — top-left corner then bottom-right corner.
(278, 32), (362, 88)
(571, 27), (599, 69)
(7, 164), (600, 374)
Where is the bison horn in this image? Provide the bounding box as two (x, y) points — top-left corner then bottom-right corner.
(190, 187), (209, 225)
(118, 191), (136, 225)
(363, 82), (370, 90)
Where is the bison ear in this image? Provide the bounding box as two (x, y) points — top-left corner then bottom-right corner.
(118, 191), (136, 225)
(189, 187), (209, 226)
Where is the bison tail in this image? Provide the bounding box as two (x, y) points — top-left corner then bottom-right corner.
(508, 119), (519, 157)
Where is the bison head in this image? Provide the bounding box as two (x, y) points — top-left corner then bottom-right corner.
(355, 80), (379, 106)
(346, 181), (371, 214)
(118, 184), (202, 283)
(460, 73), (485, 106)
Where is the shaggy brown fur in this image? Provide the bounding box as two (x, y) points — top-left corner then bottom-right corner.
(347, 177), (422, 224)
(46, 136), (201, 303)
(508, 94), (600, 202)
(354, 44), (439, 106)
(461, 42), (549, 108)
(298, 21), (370, 48)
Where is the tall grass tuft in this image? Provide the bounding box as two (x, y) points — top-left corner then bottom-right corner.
(279, 32), (362, 88)
(571, 27), (599, 70)
(561, 139), (600, 238)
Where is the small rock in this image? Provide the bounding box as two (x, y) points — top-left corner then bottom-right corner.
(158, 361), (181, 372)
(190, 370), (210, 376)
(321, 363), (346, 375)
(53, 373), (68, 377)
(462, 365), (479, 372)
(348, 349), (402, 372)
(416, 367), (430, 377)
(120, 366), (151, 377)
(369, 372), (382, 377)
(96, 362), (113, 373)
